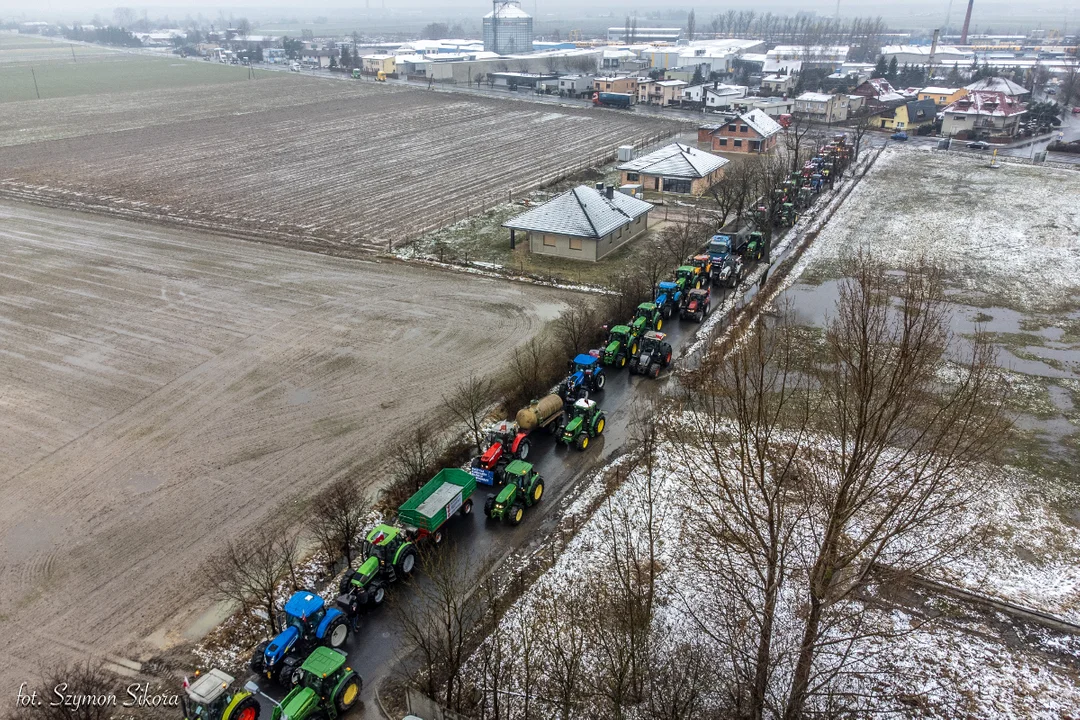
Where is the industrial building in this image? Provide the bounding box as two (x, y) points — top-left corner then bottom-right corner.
(606, 27), (682, 43)
(483, 1), (534, 55)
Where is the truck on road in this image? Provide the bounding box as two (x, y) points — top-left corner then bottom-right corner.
(592, 91), (633, 109)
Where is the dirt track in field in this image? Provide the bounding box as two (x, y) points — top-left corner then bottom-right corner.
(0, 77), (679, 255)
(0, 200), (568, 692)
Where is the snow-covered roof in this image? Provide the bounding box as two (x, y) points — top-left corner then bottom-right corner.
(617, 143), (728, 179)
(881, 44), (971, 59)
(877, 91), (907, 104)
(797, 92), (834, 103)
(944, 90), (1027, 117)
(739, 109), (783, 138)
(484, 1), (531, 19)
(965, 77), (1028, 96)
(655, 80), (688, 88)
(503, 185), (652, 239)
(921, 86), (963, 95)
(762, 74), (793, 82)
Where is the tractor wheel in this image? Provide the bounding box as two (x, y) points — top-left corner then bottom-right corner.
(484, 496), (495, 517)
(630, 342), (638, 355)
(248, 642), (268, 673)
(531, 480), (544, 504)
(229, 696), (260, 720)
(661, 304), (672, 319)
(517, 439), (531, 460)
(509, 504), (524, 526)
(655, 318), (663, 331)
(396, 547), (417, 576)
(335, 672), (363, 713)
(576, 434), (589, 450)
(372, 585), (386, 605)
(289, 666), (305, 688)
(618, 354), (626, 368)
(596, 416), (606, 435)
(462, 498), (474, 515)
(594, 373), (605, 390)
(649, 363), (661, 379)
(663, 349), (672, 366)
(326, 615), (349, 648)
(433, 529), (444, 545)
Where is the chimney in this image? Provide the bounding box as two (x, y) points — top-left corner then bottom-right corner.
(595, 182), (605, 191)
(960, 0), (974, 45)
(605, 185), (614, 199)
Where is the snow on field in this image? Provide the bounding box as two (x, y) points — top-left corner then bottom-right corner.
(472, 432), (1080, 718)
(794, 149), (1080, 311)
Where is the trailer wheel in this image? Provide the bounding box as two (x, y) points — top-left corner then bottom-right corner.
(517, 439), (531, 460)
(433, 529), (444, 545)
(462, 498), (474, 515)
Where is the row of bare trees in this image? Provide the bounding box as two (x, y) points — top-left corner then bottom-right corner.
(706, 13), (887, 61)
(410, 253), (1011, 719)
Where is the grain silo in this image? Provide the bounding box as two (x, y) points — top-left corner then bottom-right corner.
(483, 1), (533, 55)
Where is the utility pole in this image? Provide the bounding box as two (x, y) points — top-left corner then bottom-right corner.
(30, 67), (40, 99)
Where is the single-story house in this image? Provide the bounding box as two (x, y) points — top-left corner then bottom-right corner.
(918, 86), (968, 107)
(878, 98), (938, 132)
(941, 90), (1027, 138)
(502, 184), (653, 262)
(617, 142), (729, 196)
(738, 96), (795, 117)
(709, 109), (783, 153)
(558, 74), (595, 98)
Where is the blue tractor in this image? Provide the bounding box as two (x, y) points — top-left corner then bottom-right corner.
(250, 591), (350, 687)
(558, 353), (606, 402)
(654, 280), (683, 319)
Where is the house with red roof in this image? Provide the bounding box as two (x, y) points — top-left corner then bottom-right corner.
(941, 91), (1027, 139)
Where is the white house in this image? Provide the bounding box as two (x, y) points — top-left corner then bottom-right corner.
(705, 84), (748, 109)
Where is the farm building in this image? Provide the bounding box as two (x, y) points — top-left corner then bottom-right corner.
(483, 1), (533, 55)
(707, 109), (783, 154)
(617, 143), (729, 196)
(502, 184), (653, 262)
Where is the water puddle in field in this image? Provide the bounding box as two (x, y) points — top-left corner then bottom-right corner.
(530, 301), (568, 322)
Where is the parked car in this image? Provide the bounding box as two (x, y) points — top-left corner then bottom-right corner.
(890, 131), (908, 141)
(1045, 87), (1057, 95)
(967, 141), (991, 150)
(1072, 107), (1080, 114)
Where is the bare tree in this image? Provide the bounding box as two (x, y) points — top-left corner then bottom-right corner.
(553, 302), (600, 358)
(205, 525), (300, 633)
(505, 337), (556, 407)
(390, 425), (439, 494)
(658, 213), (708, 269)
(686, 9), (696, 42)
(670, 306), (815, 720)
(535, 585), (590, 720)
(637, 239), (673, 300)
(442, 373), (496, 453)
(235, 17), (251, 37)
(113, 6), (135, 27)
(782, 255), (1009, 719)
(397, 550), (481, 711)
(307, 476), (370, 571)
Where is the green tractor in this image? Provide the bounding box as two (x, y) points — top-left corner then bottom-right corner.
(600, 324), (637, 368)
(675, 265), (703, 291)
(483, 460), (544, 525)
(335, 555), (386, 619)
(558, 397), (606, 450)
(181, 669), (260, 720)
(361, 525), (418, 582)
(269, 647), (362, 720)
(632, 302), (664, 333)
(745, 232), (765, 261)
(781, 203), (798, 227)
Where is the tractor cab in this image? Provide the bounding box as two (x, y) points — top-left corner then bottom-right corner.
(601, 324), (636, 367)
(640, 331), (667, 354)
(558, 397), (606, 450)
(284, 592), (327, 639)
(473, 419), (524, 478)
(561, 353), (605, 399)
(270, 646), (362, 720)
(633, 302), (663, 331)
(745, 232), (765, 260)
(781, 203), (798, 226)
(682, 287), (712, 321)
(485, 460), (545, 523)
(691, 254), (712, 277)
(655, 281), (682, 318)
(251, 591), (348, 687)
(630, 331), (673, 378)
(182, 669), (256, 720)
(675, 266), (701, 291)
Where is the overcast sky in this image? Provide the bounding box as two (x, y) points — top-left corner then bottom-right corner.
(2, 0), (1075, 33)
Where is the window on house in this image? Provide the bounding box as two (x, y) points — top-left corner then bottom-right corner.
(626, 172), (640, 182)
(734, 139), (742, 148)
(728, 124), (737, 131)
(751, 140), (760, 151)
(740, 125), (749, 133)
(663, 178), (692, 194)
(717, 138), (728, 146)
(543, 235), (556, 247)
(569, 238), (582, 251)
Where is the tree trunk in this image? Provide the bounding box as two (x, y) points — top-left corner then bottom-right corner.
(751, 554), (780, 719)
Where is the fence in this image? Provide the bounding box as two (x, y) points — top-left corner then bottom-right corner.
(389, 128), (681, 252)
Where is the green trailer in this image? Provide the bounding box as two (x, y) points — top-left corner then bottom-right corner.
(398, 468), (477, 543)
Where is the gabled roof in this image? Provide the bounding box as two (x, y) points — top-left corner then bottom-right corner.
(503, 185), (652, 239)
(944, 90), (1027, 117)
(617, 143), (728, 179)
(920, 86), (963, 95)
(901, 98), (938, 123)
(739, 108), (783, 138)
(965, 77), (1028, 96)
